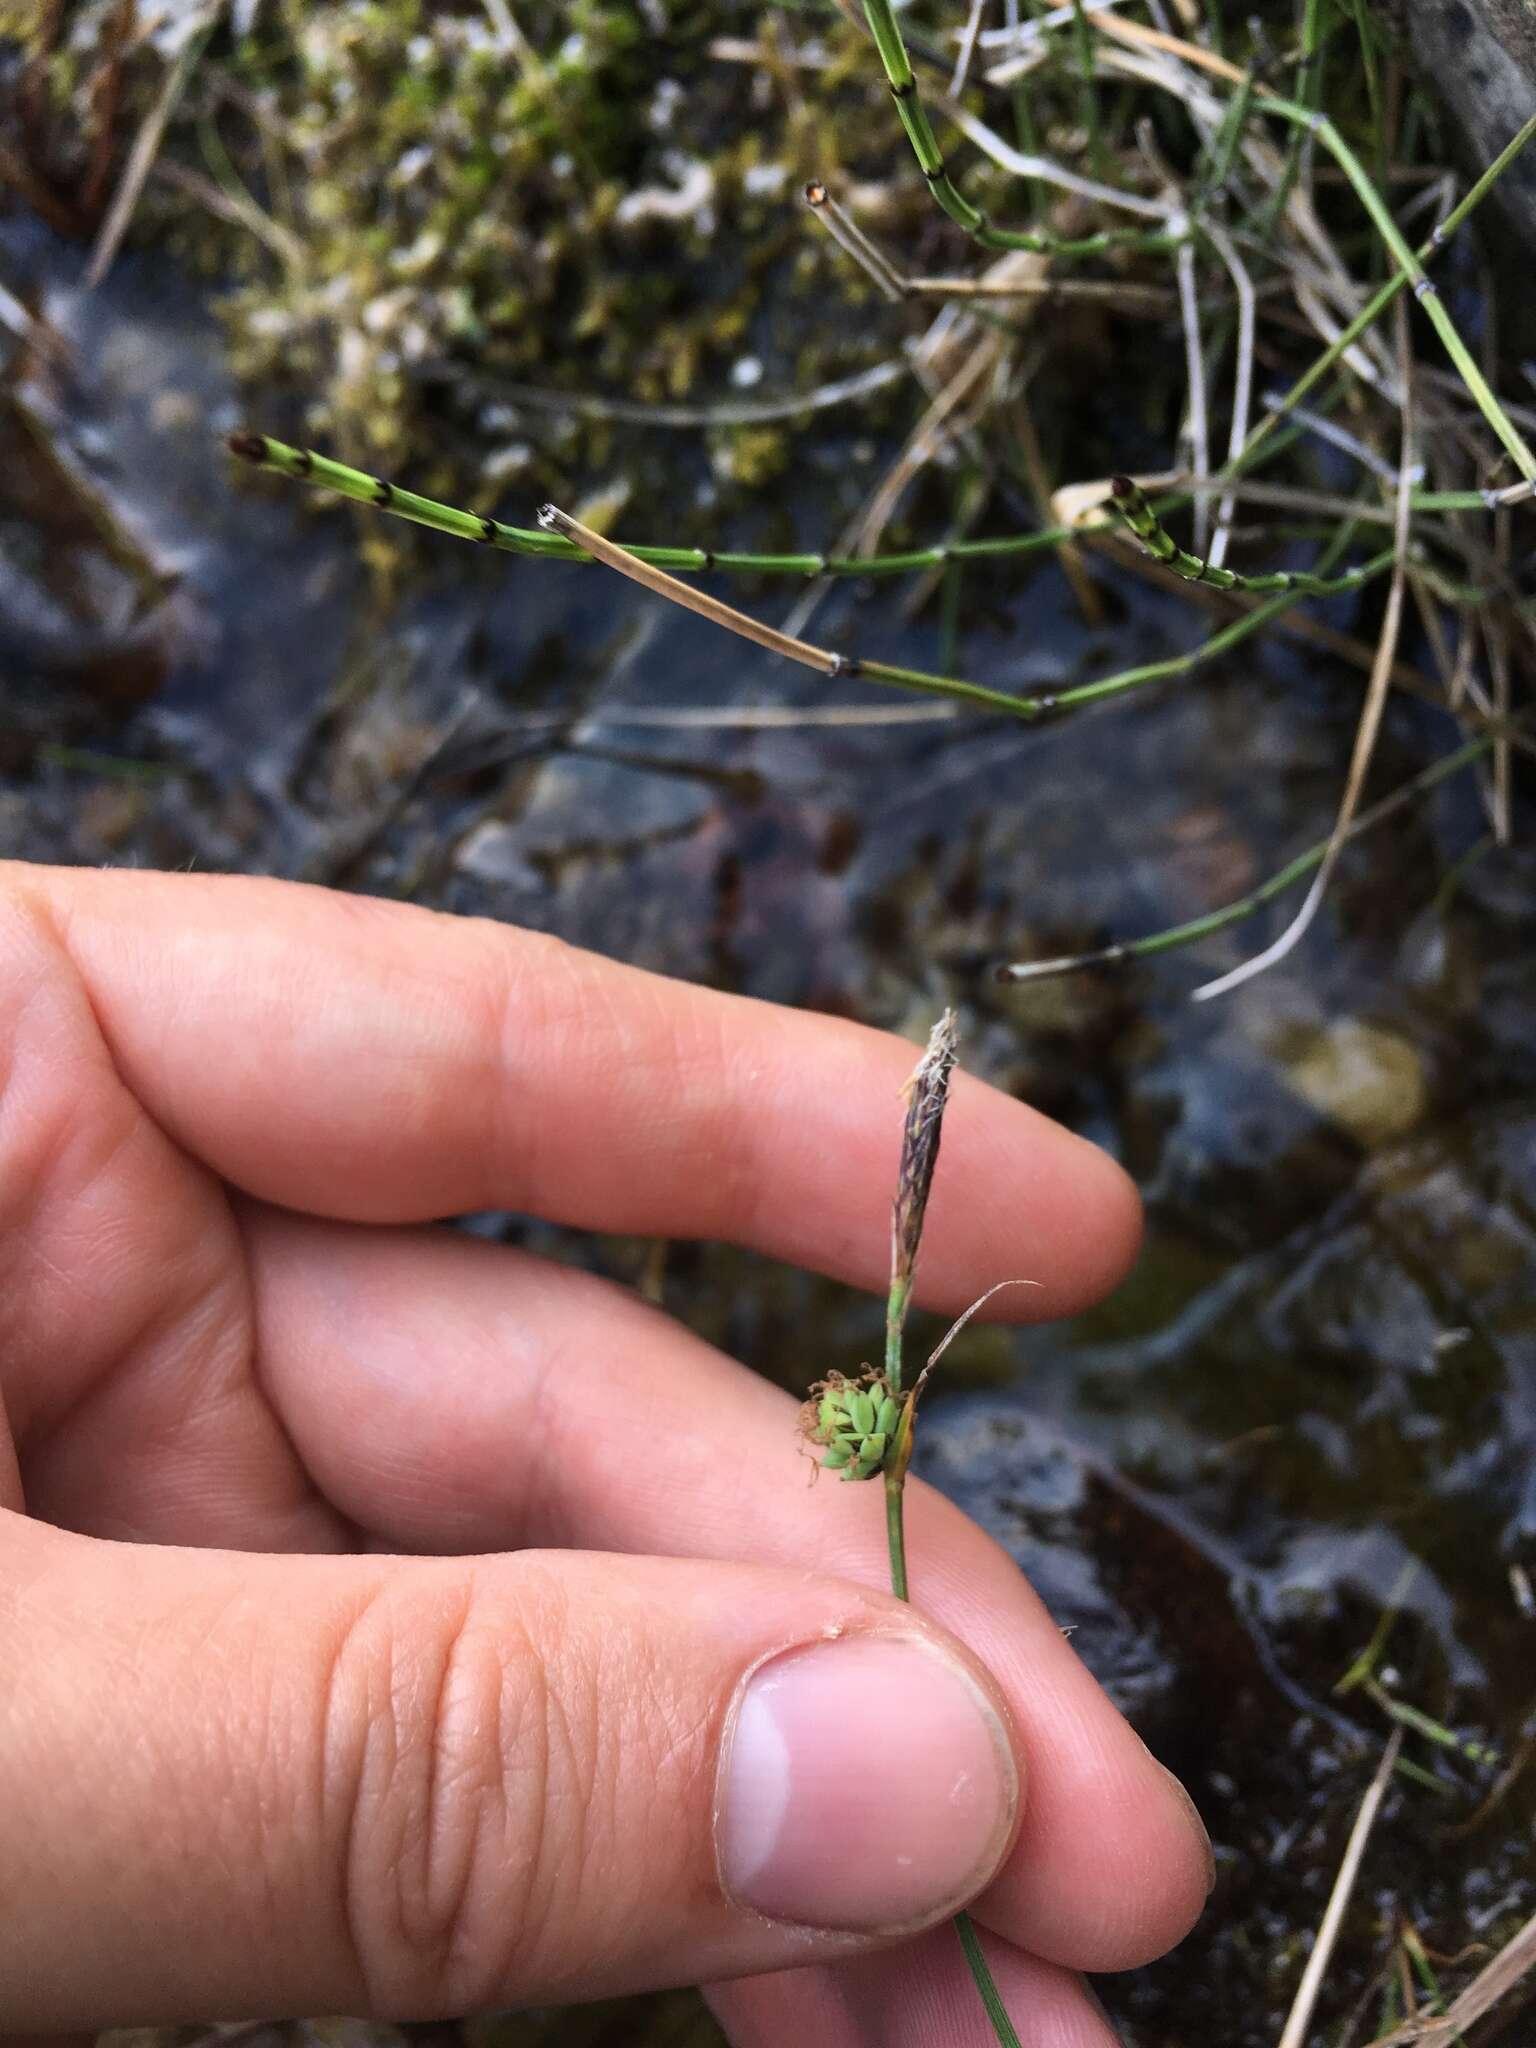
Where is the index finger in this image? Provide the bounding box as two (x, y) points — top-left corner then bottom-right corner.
(7, 863), (1139, 1318)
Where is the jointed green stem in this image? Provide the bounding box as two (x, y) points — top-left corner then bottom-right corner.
(1253, 102), (1536, 482)
(229, 433), (1394, 730)
(859, 0), (1536, 480)
(854, 535), (1385, 715)
(859, 0), (1178, 257)
(229, 428), (1474, 595)
(1045, 539), (1393, 709)
(998, 731), (1496, 981)
(227, 430), (1076, 579)
(1361, 1678), (1500, 1766)
(1262, 0), (1327, 241)
(1109, 477), (1385, 594)
(1249, 108), (1536, 471)
(1068, 0), (1106, 179)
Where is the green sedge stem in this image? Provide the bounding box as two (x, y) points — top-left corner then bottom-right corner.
(1263, 0), (1326, 241)
(885, 1272), (910, 1395)
(1348, 0), (1388, 225)
(1196, 64), (1256, 203)
(1003, 0), (1043, 215)
(881, 1296), (1017, 2042)
(884, 1468), (909, 1602)
(955, 1912), (1026, 2048)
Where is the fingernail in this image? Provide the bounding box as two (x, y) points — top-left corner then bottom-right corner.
(1158, 1764), (1216, 1896)
(716, 1632), (1019, 1932)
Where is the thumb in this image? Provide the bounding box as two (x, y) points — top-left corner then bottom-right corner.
(2, 1516), (1021, 2026)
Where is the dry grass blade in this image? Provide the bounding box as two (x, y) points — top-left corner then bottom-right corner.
(1092, 8), (1248, 84)
(803, 181), (906, 300)
(536, 505), (850, 676)
(909, 1279), (1041, 1404)
(806, 182), (1173, 307)
(856, 337), (1000, 558)
(904, 273), (1176, 306)
(151, 157), (304, 268)
(935, 94), (1179, 217)
(1363, 1909), (1536, 2045)
(492, 702), (965, 732)
(1176, 242), (1210, 553)
(950, 0), (991, 95)
(1203, 220), (1257, 569)
(87, 3), (222, 288)
(1276, 1730), (1403, 2048)
(1194, 306), (1417, 1001)
(474, 361), (906, 428)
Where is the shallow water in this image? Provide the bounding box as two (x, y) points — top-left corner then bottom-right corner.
(4, 217), (1534, 2047)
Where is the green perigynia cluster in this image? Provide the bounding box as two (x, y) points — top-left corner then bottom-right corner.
(808, 1374), (902, 1481)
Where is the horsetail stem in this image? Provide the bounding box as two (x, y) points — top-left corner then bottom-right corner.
(859, 0), (1179, 258)
(226, 429), (1076, 578)
(1109, 477), (1383, 594)
(855, 0), (1536, 478)
(226, 433), (1395, 730)
(1261, 0), (1327, 240)
(1264, 101), (1536, 483)
(1247, 107), (1536, 471)
(997, 730), (1500, 982)
(226, 428), (1460, 595)
(1068, 0), (1107, 178)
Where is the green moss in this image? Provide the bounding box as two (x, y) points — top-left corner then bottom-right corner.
(707, 422), (792, 487)
(28, 0), (916, 515)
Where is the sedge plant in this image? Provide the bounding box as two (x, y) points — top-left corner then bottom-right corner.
(802, 1012), (1037, 2047)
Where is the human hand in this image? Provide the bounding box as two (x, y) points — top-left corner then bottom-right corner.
(0, 863), (1210, 2041)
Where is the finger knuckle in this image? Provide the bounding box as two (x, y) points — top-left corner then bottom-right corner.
(321, 1566), (587, 2014)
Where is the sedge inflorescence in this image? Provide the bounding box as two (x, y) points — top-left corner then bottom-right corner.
(804, 1370), (902, 1483)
